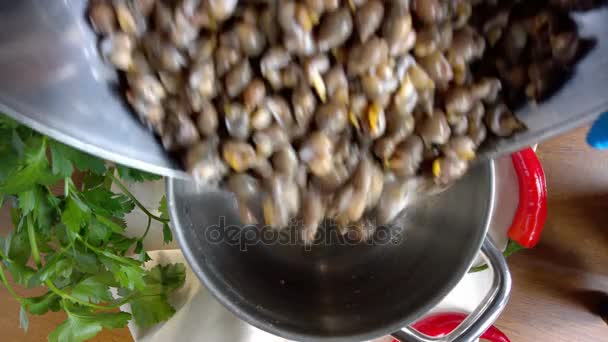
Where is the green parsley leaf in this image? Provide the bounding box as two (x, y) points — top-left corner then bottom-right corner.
(54, 258), (74, 279)
(71, 273), (115, 304)
(34, 253), (62, 283)
(21, 292), (61, 315)
(72, 155), (106, 175)
(87, 218), (113, 246)
(61, 197), (91, 233)
(116, 164), (162, 183)
(35, 171), (64, 187)
(94, 214), (126, 234)
(3, 260), (36, 287)
(49, 141), (74, 177)
(0, 116), (183, 340)
(118, 265), (147, 291)
(158, 196), (169, 220)
(11, 129), (26, 156)
(130, 294), (175, 328)
(49, 305), (131, 342)
(0, 115), (18, 128)
(146, 264), (186, 294)
(158, 198), (173, 244)
(82, 187), (134, 218)
(0, 138), (20, 179)
(99, 255), (145, 291)
(108, 234), (137, 253)
(138, 251), (151, 263)
(20, 306), (29, 332)
(37, 238), (55, 254)
(134, 240), (143, 255)
(129, 264), (185, 328)
(82, 173), (106, 190)
(69, 248), (100, 275)
(35, 189), (56, 231)
(17, 186), (54, 231)
(47, 192), (61, 207)
(0, 134), (20, 181)
(18, 190), (36, 215)
(27, 273), (43, 289)
(6, 228), (30, 264)
(48, 140), (106, 175)
(162, 223), (173, 244)
(0, 136), (48, 195)
(10, 207), (21, 229)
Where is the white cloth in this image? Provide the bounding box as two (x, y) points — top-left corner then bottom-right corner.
(124, 249), (288, 342)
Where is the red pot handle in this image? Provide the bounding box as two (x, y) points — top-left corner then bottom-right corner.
(392, 312), (510, 342)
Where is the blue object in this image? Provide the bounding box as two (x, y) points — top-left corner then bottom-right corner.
(587, 112), (608, 149)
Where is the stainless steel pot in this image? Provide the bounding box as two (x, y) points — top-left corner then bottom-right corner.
(166, 160), (511, 342)
(0, 2), (607, 177)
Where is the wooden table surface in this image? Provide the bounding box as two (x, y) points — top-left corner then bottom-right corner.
(1, 127), (608, 341)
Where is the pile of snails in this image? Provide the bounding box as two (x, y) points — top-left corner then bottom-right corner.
(471, 0), (598, 109)
(89, 0), (592, 243)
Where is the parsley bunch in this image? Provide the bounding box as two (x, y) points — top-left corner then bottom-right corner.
(0, 114), (185, 341)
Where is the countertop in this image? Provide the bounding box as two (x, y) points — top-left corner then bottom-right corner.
(1, 127), (607, 342)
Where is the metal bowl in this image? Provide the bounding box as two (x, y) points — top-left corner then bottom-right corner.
(0, 2), (607, 176)
(167, 161), (511, 342)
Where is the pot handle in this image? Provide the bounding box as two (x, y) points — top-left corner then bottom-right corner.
(391, 238), (512, 342)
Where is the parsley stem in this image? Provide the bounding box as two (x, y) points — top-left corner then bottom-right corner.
(45, 281), (98, 308)
(140, 216), (152, 242)
(107, 173), (169, 223)
(77, 236), (139, 267)
(45, 280), (124, 311)
(26, 216), (42, 268)
(0, 264), (25, 301)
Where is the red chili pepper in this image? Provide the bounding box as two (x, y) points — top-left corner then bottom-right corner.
(391, 312), (510, 342)
(508, 148), (547, 248)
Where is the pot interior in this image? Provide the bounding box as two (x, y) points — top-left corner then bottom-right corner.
(167, 161), (494, 342)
